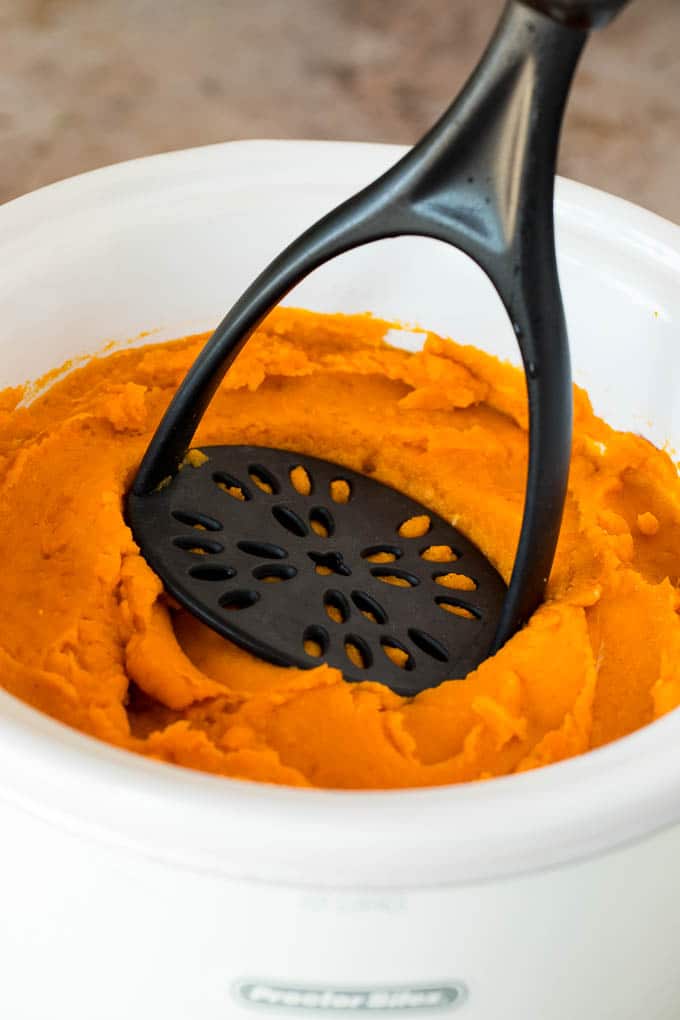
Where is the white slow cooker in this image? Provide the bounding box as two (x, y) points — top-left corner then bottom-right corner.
(2, 141), (680, 1019)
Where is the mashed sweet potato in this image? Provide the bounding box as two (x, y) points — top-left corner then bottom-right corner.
(0, 308), (679, 789)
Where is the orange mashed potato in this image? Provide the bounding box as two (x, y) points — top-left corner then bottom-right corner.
(1, 308), (679, 789)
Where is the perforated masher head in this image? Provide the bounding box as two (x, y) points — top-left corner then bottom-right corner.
(129, 446), (508, 697)
(127, 0), (632, 695)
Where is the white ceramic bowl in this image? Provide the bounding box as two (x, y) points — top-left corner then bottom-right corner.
(2, 141), (680, 1020)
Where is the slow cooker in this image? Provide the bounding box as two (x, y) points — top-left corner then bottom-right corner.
(1, 140), (680, 1019)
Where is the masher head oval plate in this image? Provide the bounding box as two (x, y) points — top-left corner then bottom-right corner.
(126, 446), (507, 697)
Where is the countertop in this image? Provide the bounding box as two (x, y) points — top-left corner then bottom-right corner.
(2, 0), (679, 222)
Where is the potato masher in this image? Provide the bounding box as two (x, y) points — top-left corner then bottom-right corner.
(128, 0), (630, 696)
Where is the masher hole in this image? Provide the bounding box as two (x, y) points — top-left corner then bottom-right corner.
(421, 544), (458, 563)
(361, 545), (402, 564)
(324, 590), (350, 624)
(381, 638), (414, 670)
(309, 507), (335, 538)
(237, 540), (288, 559)
(330, 478), (352, 504)
(219, 590), (260, 611)
(252, 564), (298, 583)
(248, 464), (280, 494)
(434, 572), (477, 591)
(344, 635), (372, 670)
(351, 590), (387, 625)
(189, 563), (236, 582)
(173, 535), (224, 555)
(408, 628), (449, 662)
(272, 505), (308, 537)
(303, 625), (328, 659)
(172, 510), (222, 532)
(371, 567), (419, 588)
(214, 472), (251, 502)
(436, 597), (480, 621)
(398, 514), (431, 539)
(308, 551), (351, 577)
(290, 465), (312, 496)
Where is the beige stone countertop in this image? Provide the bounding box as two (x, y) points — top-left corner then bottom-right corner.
(1, 0), (679, 222)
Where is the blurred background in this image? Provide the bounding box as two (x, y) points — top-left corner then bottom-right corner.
(2, 0), (679, 219)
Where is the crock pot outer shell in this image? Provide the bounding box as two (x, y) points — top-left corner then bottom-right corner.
(2, 684), (680, 889)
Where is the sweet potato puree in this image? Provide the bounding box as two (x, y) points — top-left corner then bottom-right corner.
(1, 308), (679, 789)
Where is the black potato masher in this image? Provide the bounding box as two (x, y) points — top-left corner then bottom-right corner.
(128, 0), (631, 697)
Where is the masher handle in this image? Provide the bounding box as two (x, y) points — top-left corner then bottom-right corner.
(522, 0), (632, 27)
(132, 0), (631, 658)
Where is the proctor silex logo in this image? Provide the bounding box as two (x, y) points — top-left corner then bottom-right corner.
(234, 981), (467, 1014)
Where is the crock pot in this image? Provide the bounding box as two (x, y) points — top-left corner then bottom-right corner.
(2, 140), (680, 1020)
